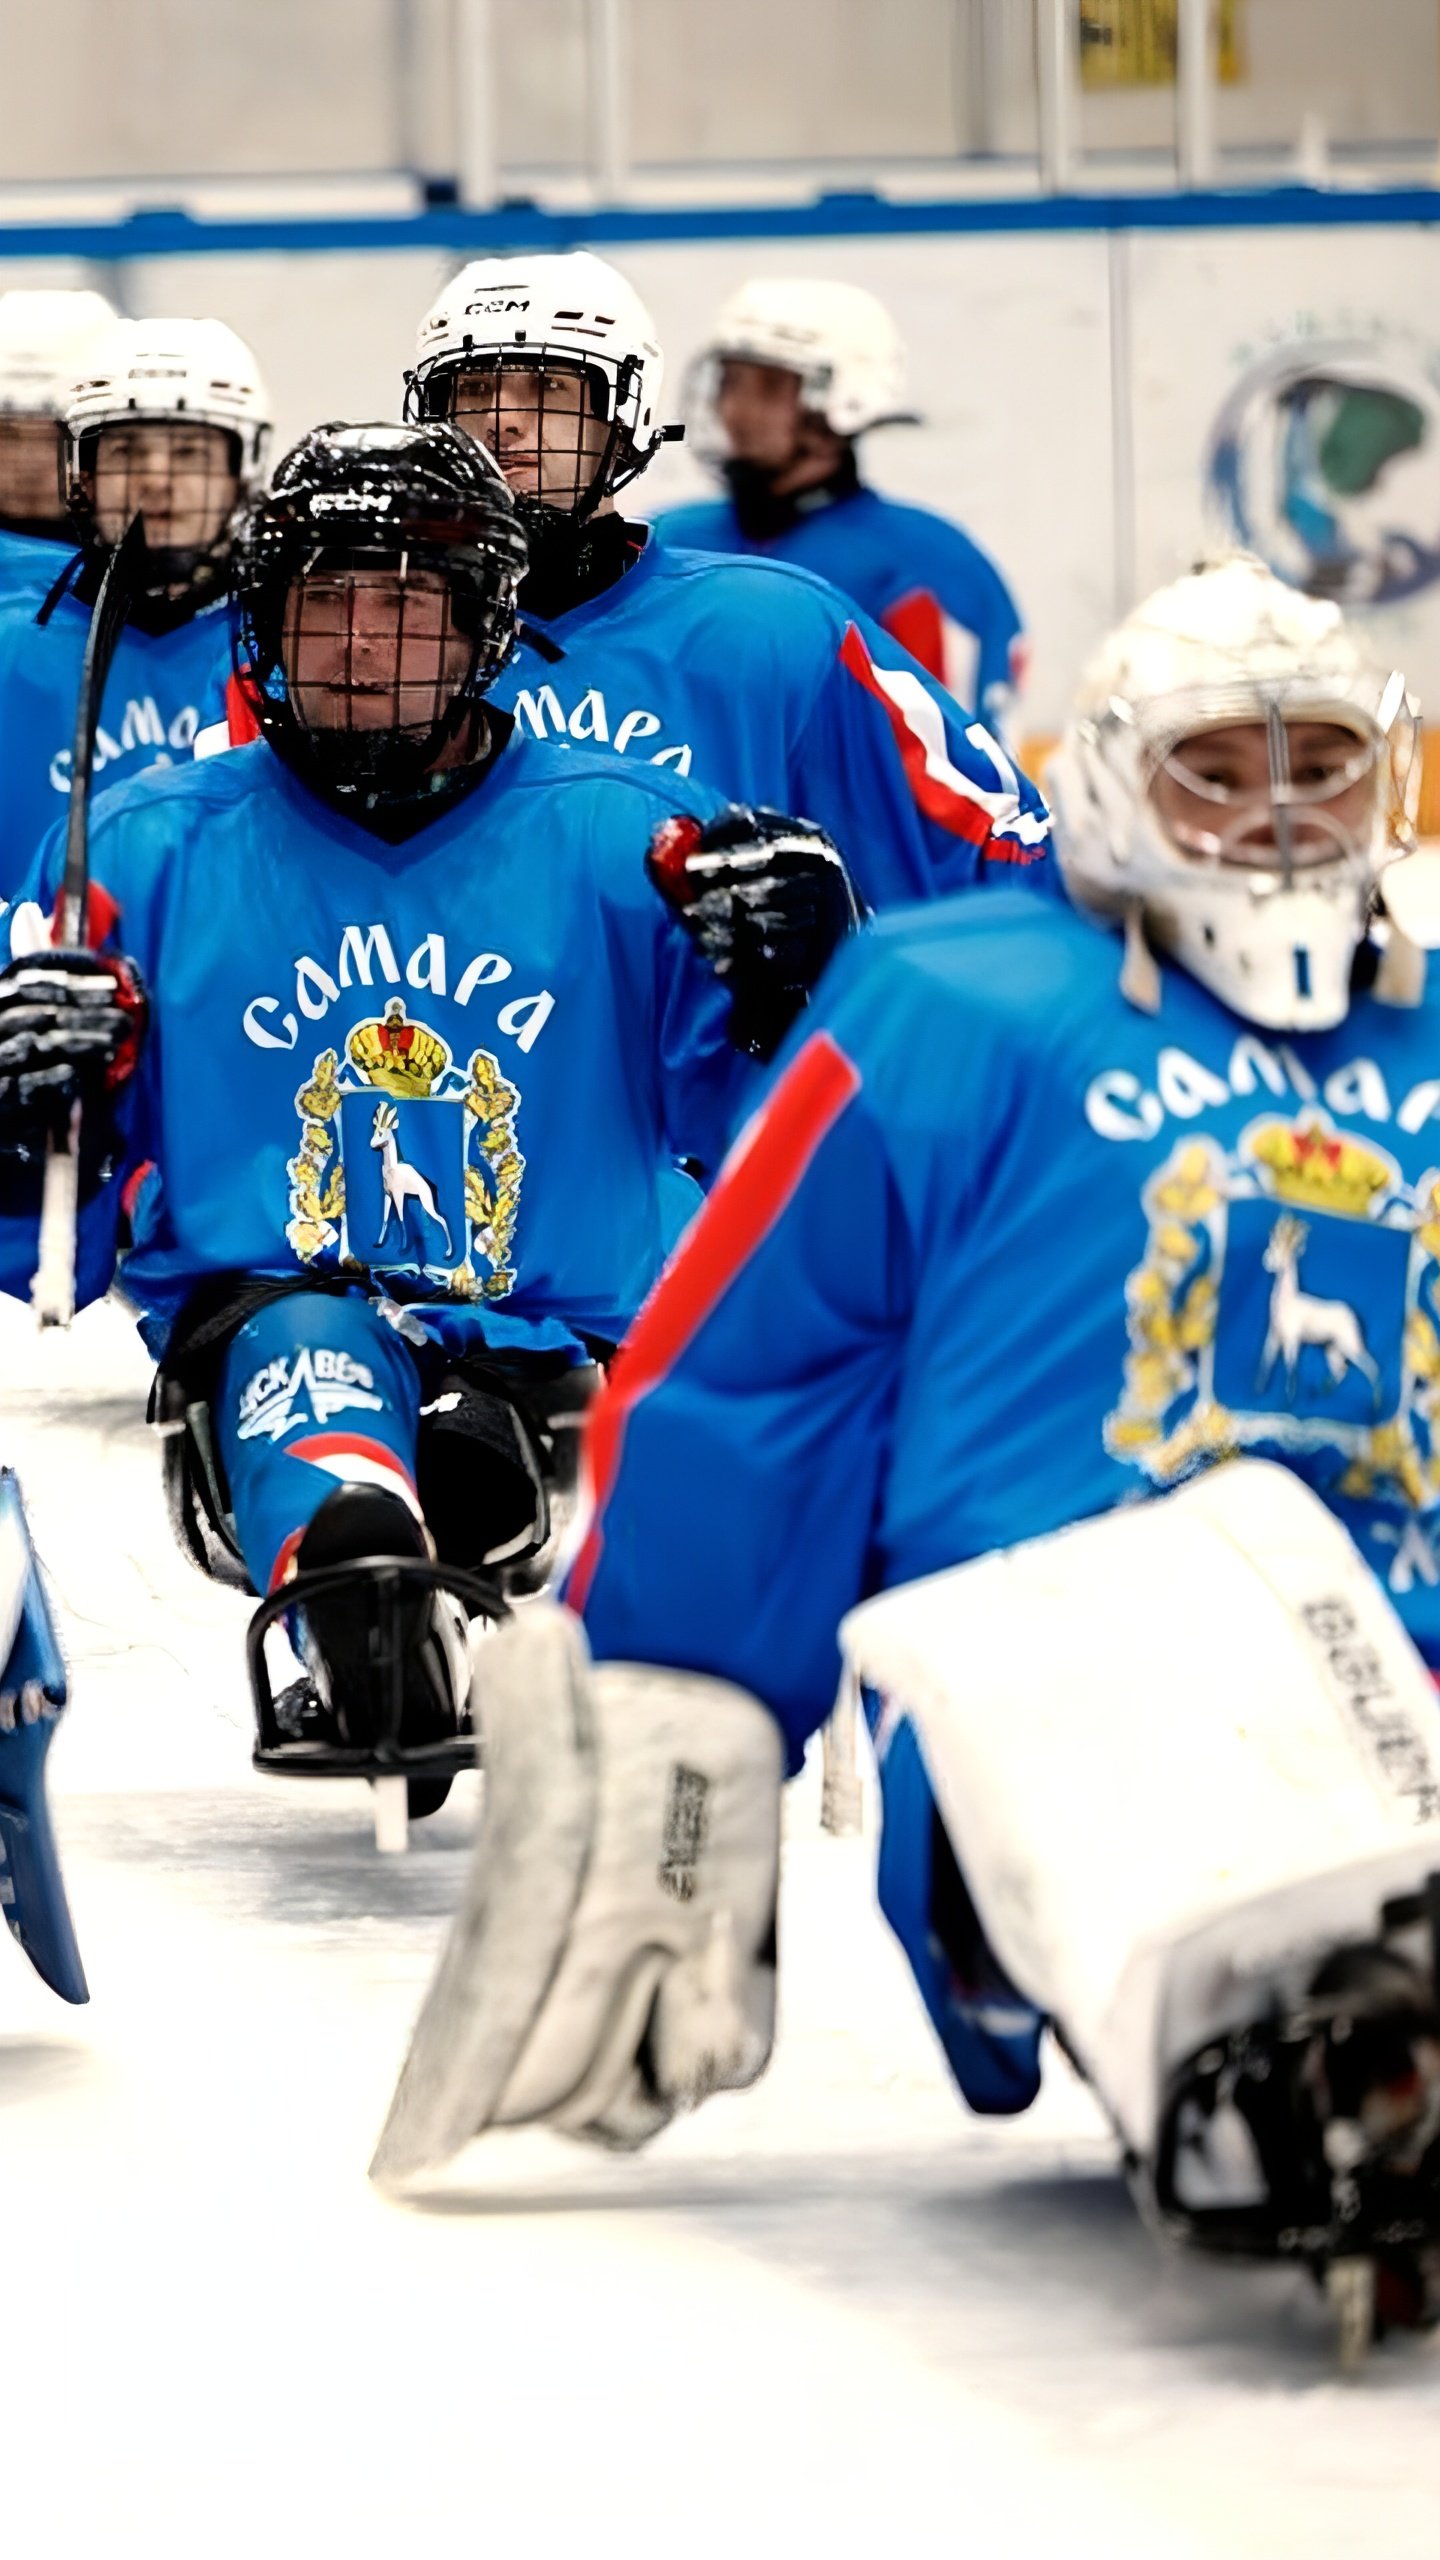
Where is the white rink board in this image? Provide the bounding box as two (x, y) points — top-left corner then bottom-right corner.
(0, 230), (1117, 733)
(620, 231), (1118, 742)
(7, 216), (1440, 734)
(1, 1293), (1439, 2555)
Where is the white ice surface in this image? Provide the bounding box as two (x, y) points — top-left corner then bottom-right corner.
(1, 1296), (1437, 2558)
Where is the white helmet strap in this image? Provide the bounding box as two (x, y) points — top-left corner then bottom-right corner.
(1121, 903), (1163, 1014)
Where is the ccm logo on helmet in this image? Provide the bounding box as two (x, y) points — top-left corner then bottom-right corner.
(310, 490), (395, 515)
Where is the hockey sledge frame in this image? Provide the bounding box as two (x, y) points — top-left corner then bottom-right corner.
(1146, 1870), (1440, 2368)
(246, 1550), (505, 1786)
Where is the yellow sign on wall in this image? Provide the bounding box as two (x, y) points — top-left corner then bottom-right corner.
(1078, 0), (1245, 88)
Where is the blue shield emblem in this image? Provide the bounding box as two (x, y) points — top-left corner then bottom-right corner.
(340, 1091), (466, 1275)
(1213, 1199), (1408, 1428)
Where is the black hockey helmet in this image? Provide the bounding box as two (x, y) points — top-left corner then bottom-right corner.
(231, 420), (528, 809)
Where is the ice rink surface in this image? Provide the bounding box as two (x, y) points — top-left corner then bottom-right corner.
(1, 1297), (1437, 2558)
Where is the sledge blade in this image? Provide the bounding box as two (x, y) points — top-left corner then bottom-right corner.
(1327, 2256), (1377, 2375)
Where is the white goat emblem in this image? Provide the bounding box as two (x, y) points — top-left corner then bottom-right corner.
(1257, 1211), (1381, 1407)
(369, 1100), (454, 1262)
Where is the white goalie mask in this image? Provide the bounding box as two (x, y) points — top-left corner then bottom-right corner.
(407, 252), (670, 516)
(1048, 557), (1420, 1032)
(686, 276), (915, 463)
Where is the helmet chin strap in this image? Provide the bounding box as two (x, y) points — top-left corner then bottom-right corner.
(722, 448), (859, 541)
(1373, 922), (1427, 1007)
(515, 502), (640, 620)
(1120, 901), (1163, 1015)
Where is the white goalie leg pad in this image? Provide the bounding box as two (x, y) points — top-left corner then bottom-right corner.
(842, 1460), (1440, 2163)
(371, 1602), (783, 2187)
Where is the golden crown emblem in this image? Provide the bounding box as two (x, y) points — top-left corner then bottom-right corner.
(1249, 1115), (1391, 1219)
(346, 998), (450, 1100)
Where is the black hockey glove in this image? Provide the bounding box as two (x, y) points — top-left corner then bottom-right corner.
(647, 805), (864, 1061)
(0, 948), (147, 1150)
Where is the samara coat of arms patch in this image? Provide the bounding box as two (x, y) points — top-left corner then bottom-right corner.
(286, 997), (524, 1298)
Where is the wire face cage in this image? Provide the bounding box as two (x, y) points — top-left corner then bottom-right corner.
(410, 347), (647, 519)
(66, 416), (248, 607)
(0, 412), (69, 535)
(280, 562), (477, 746)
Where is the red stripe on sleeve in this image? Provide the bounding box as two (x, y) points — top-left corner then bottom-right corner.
(226, 670), (263, 746)
(119, 1158), (155, 1228)
(880, 588), (946, 681)
(838, 621), (991, 847)
(567, 1029), (863, 1614)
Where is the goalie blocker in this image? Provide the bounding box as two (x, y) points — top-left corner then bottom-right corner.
(375, 1461), (1440, 2345)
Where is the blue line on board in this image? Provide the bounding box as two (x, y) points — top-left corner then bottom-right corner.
(2, 183), (1438, 262)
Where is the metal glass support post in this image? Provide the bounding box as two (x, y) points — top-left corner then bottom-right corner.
(456, 0), (497, 209)
(1107, 230), (1137, 619)
(1176, 0), (1216, 190)
(589, 0), (629, 204)
(1035, 0), (1075, 192)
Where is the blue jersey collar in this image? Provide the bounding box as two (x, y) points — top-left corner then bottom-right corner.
(514, 524), (662, 653)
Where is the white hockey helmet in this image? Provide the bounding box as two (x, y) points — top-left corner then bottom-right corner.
(0, 288), (115, 416)
(690, 277), (914, 446)
(1048, 555), (1420, 1032)
(65, 315), (271, 483)
(407, 251), (670, 513)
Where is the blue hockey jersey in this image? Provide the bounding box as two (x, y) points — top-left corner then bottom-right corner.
(490, 537), (1050, 908)
(0, 587), (233, 902)
(573, 891), (1440, 1753)
(654, 487), (1026, 737)
(0, 526), (73, 617)
(4, 733), (749, 1358)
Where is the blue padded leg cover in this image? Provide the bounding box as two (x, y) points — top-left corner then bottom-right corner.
(0, 1469), (86, 2004)
(867, 1698), (1043, 2116)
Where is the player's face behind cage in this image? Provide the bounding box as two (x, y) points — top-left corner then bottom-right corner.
(0, 414), (66, 528)
(712, 358), (809, 467)
(433, 356), (616, 513)
(281, 566), (474, 740)
(86, 419), (240, 556)
(1148, 714), (1382, 873)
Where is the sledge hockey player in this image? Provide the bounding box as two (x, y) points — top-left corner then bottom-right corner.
(0, 422), (858, 1814)
(377, 557), (1440, 2359)
(0, 313), (271, 901)
(405, 254), (1050, 908)
(658, 277), (1025, 737)
(0, 288), (114, 611)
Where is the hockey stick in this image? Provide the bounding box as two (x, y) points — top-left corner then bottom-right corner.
(31, 513), (148, 1328)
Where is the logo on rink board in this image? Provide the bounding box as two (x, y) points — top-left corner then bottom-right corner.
(286, 997), (525, 1299)
(1207, 333), (1440, 611)
(1107, 1107), (1440, 1517)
